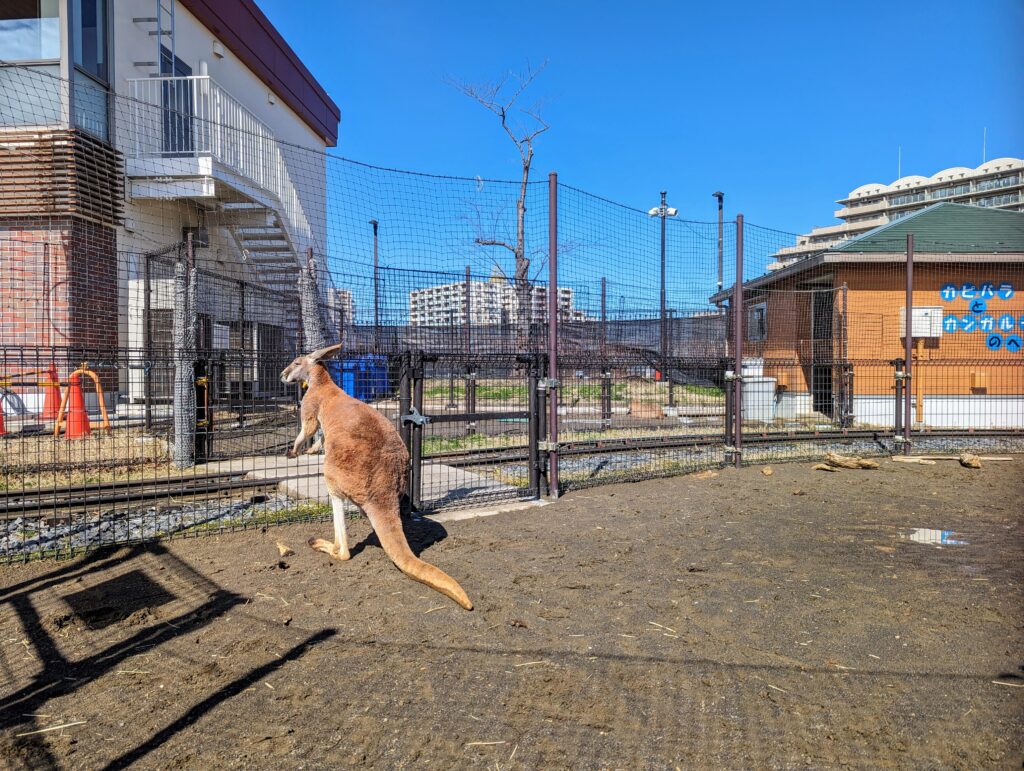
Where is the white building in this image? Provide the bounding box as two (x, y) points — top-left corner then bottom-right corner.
(0, 0), (340, 405)
(329, 288), (355, 325)
(777, 158), (1024, 260)
(409, 272), (586, 327)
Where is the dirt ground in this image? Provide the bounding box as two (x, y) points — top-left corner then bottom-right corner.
(1, 456), (1022, 769)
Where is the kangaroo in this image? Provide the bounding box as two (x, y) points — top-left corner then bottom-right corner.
(280, 344), (473, 610)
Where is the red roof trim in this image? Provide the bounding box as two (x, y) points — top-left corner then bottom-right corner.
(178, 0), (340, 146)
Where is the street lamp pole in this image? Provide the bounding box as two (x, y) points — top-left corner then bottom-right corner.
(713, 191), (724, 293)
(648, 192), (678, 406)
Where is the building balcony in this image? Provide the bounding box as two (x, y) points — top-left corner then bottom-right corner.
(834, 198), (886, 219)
(123, 75), (311, 252)
(804, 215), (887, 239)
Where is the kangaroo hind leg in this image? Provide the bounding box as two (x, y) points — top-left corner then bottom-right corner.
(308, 493), (351, 560)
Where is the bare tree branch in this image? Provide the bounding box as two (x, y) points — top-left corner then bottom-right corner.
(475, 238), (516, 252)
(451, 60), (550, 350)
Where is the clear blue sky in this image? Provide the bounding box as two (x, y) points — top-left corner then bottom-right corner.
(255, 0), (1023, 236)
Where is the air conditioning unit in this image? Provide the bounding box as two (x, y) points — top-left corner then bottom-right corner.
(900, 306), (943, 338)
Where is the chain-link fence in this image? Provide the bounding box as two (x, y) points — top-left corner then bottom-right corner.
(2, 64), (1022, 560)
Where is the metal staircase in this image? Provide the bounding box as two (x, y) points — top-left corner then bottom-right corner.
(124, 2), (307, 294)
(220, 203), (302, 293)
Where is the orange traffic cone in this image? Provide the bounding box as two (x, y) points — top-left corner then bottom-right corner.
(41, 364), (61, 420)
(64, 373), (91, 439)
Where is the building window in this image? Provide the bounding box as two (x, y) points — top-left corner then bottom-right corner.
(747, 302), (767, 342)
(976, 174), (1020, 192)
(976, 193), (1019, 208)
(890, 191), (925, 206)
(72, 0), (107, 82)
(0, 0), (60, 62)
(73, 72), (108, 139)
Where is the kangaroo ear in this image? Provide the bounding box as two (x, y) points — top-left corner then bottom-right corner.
(308, 343), (343, 362)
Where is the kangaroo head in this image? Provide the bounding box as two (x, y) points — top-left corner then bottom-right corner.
(280, 343), (343, 384)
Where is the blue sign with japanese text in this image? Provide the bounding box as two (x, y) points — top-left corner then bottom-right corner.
(939, 281), (1014, 302)
(998, 314), (1016, 332)
(978, 314), (995, 332)
(942, 315), (959, 334)
(969, 298), (987, 314)
(960, 315), (977, 333)
(986, 333), (1003, 351)
(1006, 335), (1023, 353)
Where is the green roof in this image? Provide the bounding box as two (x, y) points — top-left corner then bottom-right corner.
(835, 203), (1024, 253)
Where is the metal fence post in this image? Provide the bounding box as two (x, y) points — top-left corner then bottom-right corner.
(667, 308), (675, 408)
(904, 234), (914, 454)
(893, 358), (904, 438)
(172, 233), (197, 469)
(733, 214), (744, 469)
(839, 281), (850, 427)
(465, 368), (477, 436)
(724, 364), (735, 449)
(538, 353), (549, 496)
(397, 351), (413, 513)
(527, 354), (541, 498)
(600, 276), (607, 361)
(464, 265), (472, 351)
(143, 251), (153, 430)
(237, 277), (247, 428)
(371, 219), (380, 353)
(410, 352), (425, 510)
(398, 351), (412, 447)
(547, 171), (560, 498)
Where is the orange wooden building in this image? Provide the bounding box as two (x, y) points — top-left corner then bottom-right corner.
(712, 204), (1024, 429)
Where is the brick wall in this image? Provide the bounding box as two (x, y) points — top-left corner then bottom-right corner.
(0, 217), (118, 389)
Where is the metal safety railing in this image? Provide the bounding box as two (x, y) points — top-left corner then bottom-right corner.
(124, 74), (311, 247)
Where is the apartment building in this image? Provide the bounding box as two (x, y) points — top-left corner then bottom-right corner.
(409, 272), (586, 327)
(0, 0), (340, 408)
(777, 158), (1024, 261)
(329, 288), (354, 325)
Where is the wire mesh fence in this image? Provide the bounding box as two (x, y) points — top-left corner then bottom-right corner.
(1, 64), (1022, 560)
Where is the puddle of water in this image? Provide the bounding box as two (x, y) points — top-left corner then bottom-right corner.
(902, 528), (968, 546)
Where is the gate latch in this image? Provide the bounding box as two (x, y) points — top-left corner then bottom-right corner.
(401, 407), (431, 427)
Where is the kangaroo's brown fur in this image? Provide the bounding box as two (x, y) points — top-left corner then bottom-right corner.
(281, 344), (472, 610)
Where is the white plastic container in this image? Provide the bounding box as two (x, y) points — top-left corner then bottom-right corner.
(741, 357), (765, 377)
(742, 376), (777, 422)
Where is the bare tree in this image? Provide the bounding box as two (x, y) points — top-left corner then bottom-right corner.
(450, 61), (549, 348)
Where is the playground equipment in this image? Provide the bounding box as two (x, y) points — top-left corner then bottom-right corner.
(0, 365), (63, 421)
(54, 364), (111, 438)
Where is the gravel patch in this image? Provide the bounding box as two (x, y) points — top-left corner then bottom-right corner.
(0, 494), (304, 559)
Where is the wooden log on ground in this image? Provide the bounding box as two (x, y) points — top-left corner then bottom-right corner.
(824, 452), (879, 470)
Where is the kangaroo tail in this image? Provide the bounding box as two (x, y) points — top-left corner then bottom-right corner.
(364, 501), (473, 610)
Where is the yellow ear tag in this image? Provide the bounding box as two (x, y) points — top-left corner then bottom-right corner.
(301, 380), (308, 390)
